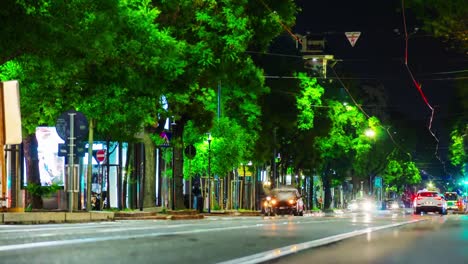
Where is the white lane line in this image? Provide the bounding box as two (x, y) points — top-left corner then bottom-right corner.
(217, 219), (424, 264)
(0, 218), (342, 235)
(0, 218), (350, 251)
(0, 223), (276, 252)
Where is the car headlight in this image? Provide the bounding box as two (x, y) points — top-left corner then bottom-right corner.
(289, 199), (296, 205)
(263, 201), (268, 207)
(266, 196), (271, 201)
(363, 201), (372, 210)
(271, 199), (277, 205)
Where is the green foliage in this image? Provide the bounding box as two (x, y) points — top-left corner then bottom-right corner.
(183, 117), (253, 179)
(296, 73), (324, 130)
(449, 127), (467, 175)
(406, 0), (467, 51)
(315, 100), (373, 160)
(383, 159), (421, 193)
(1, 0), (186, 139)
(24, 183), (61, 197)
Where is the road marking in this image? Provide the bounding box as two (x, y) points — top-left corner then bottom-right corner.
(217, 219), (424, 264)
(0, 218), (352, 251)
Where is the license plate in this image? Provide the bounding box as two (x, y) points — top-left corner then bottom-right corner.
(424, 202), (433, 205)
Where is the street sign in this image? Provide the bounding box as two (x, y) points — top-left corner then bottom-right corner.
(57, 142), (87, 157)
(96, 149), (106, 163)
(345, 32), (361, 47)
(55, 110), (89, 141)
(184, 144), (196, 160)
(375, 176), (382, 188)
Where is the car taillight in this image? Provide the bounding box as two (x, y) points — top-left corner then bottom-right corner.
(416, 197), (424, 200)
(435, 196), (442, 200)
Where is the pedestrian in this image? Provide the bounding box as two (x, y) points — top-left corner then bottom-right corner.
(192, 183), (201, 212)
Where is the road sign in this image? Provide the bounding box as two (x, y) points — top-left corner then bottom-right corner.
(184, 144), (196, 160)
(55, 110), (89, 141)
(375, 176), (382, 188)
(96, 149), (106, 163)
(58, 142), (87, 157)
(345, 32), (361, 47)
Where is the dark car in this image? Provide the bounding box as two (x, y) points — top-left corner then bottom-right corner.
(268, 187), (304, 216)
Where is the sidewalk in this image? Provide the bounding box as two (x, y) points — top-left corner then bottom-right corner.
(0, 208), (263, 224)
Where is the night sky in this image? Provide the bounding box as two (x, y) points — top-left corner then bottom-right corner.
(269, 1), (466, 178)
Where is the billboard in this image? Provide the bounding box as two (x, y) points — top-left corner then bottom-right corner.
(36, 127), (65, 186)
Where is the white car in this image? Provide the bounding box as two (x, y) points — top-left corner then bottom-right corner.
(413, 191), (447, 215)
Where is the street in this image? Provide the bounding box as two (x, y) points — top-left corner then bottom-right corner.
(0, 210), (466, 264)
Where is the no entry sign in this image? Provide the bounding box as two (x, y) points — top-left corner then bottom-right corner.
(96, 149), (106, 163)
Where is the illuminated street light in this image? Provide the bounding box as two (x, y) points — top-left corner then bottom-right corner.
(365, 128), (376, 138)
(427, 181), (435, 190)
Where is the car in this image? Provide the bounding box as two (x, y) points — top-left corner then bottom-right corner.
(413, 190), (447, 215)
(347, 198), (377, 212)
(385, 199), (405, 210)
(444, 192), (460, 211)
(268, 187), (304, 216)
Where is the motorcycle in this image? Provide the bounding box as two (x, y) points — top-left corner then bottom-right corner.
(263, 196), (277, 216)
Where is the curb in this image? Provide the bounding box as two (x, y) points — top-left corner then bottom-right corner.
(0, 211), (114, 224)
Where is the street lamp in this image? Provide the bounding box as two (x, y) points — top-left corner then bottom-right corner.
(207, 133), (212, 213)
(365, 128), (376, 138)
(171, 119), (176, 211)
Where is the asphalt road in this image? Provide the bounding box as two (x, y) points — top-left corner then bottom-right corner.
(268, 212), (468, 264)
(0, 210), (464, 264)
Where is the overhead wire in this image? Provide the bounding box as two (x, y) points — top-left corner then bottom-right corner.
(329, 66), (411, 159)
(259, 0), (450, 170)
(257, 0), (301, 44)
(401, 0), (446, 173)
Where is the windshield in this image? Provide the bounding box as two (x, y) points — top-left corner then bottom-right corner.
(272, 189), (297, 200)
(444, 193), (458, 200)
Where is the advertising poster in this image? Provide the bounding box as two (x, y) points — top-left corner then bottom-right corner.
(36, 127), (65, 186)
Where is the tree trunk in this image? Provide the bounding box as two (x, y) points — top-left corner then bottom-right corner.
(117, 142), (123, 210)
(323, 164), (333, 210)
(23, 134), (43, 209)
(142, 132), (156, 208)
(172, 119), (187, 209)
(122, 144), (128, 209)
(127, 143), (137, 209)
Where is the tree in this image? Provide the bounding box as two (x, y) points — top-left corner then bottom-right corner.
(406, 0), (468, 51)
(1, 0), (186, 209)
(314, 101), (381, 210)
(383, 158), (422, 194)
(151, 1), (298, 209)
(449, 125), (467, 176)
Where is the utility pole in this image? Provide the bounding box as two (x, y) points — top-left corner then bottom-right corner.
(295, 33), (335, 78)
